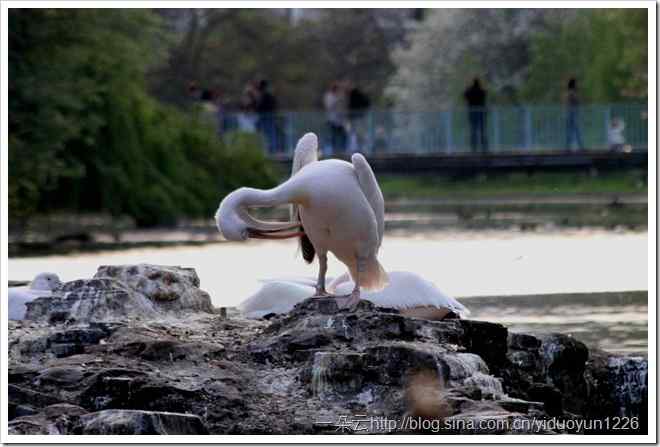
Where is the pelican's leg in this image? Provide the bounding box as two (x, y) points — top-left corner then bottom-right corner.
(312, 252), (330, 297)
(338, 257), (363, 308)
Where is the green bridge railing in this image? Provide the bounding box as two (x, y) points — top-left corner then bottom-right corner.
(215, 103), (648, 156)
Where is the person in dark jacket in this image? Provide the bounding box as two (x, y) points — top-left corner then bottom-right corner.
(565, 78), (584, 151)
(346, 81), (371, 152)
(256, 79), (278, 152)
(464, 78), (488, 153)
(323, 81), (347, 153)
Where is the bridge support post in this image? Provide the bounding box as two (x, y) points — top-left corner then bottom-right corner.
(444, 110), (453, 154)
(492, 107), (499, 153)
(524, 107), (533, 151)
(287, 112), (294, 155)
(367, 110), (374, 155)
(604, 105), (611, 148)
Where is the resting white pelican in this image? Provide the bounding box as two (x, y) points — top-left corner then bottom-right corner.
(216, 132), (388, 308)
(8, 272), (62, 320)
(239, 271), (470, 320)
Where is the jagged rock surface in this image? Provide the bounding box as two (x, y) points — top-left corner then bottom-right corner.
(24, 264), (213, 324)
(94, 264), (213, 313)
(76, 410), (209, 435)
(8, 271), (648, 436)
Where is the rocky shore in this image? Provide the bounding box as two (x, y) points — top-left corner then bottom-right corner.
(8, 264), (648, 435)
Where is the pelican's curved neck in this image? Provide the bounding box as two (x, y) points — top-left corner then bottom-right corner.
(237, 184), (297, 208)
(226, 181), (304, 232)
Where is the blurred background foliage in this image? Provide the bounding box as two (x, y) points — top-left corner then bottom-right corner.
(8, 8), (648, 226)
(9, 9), (279, 227)
(387, 8), (648, 106)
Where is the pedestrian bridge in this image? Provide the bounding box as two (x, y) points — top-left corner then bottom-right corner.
(270, 149), (648, 175)
(219, 103), (648, 157)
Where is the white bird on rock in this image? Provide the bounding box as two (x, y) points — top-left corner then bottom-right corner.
(239, 271), (470, 320)
(8, 272), (62, 320)
(216, 132), (388, 308)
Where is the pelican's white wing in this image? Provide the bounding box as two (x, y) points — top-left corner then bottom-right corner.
(291, 132), (319, 179)
(333, 271), (470, 317)
(239, 281), (315, 319)
(8, 287), (52, 320)
(290, 133), (319, 220)
(327, 272), (351, 294)
(351, 153), (385, 247)
(243, 272), (470, 320)
(290, 133), (320, 261)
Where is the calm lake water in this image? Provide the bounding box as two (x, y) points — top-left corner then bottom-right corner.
(465, 291), (648, 355)
(8, 228), (648, 354)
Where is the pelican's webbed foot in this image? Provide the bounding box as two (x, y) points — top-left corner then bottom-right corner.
(334, 290), (361, 310)
(344, 290), (361, 309)
(310, 287), (331, 299)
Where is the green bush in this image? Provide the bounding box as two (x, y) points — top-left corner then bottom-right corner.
(45, 92), (279, 227)
(9, 9), (278, 227)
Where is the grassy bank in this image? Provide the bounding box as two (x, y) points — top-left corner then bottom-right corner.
(378, 170), (648, 200)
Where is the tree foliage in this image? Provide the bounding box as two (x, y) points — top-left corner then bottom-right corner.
(150, 9), (412, 109)
(9, 9), (277, 227)
(8, 8), (648, 228)
(522, 9), (648, 102)
(386, 9), (648, 108)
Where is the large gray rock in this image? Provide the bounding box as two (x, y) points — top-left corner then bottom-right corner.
(8, 403), (88, 435)
(538, 333), (589, 414)
(8, 321), (124, 362)
(95, 264), (213, 314)
(24, 264), (213, 324)
(76, 410), (209, 435)
(25, 278), (160, 323)
(584, 348), (648, 433)
(7, 288), (648, 435)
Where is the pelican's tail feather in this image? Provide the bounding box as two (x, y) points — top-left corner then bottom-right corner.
(435, 296), (470, 318)
(290, 133), (319, 263)
(359, 271), (470, 318)
(300, 233), (315, 264)
(351, 257), (389, 292)
(290, 132), (319, 221)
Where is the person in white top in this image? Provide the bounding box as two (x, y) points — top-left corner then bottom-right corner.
(608, 116), (625, 152)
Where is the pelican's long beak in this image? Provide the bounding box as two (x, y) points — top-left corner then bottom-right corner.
(246, 220), (304, 239)
(247, 225), (305, 240)
(239, 209), (305, 239)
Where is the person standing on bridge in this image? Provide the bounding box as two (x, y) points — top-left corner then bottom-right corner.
(464, 78), (488, 153)
(565, 78), (584, 151)
(324, 81), (348, 154)
(256, 79), (278, 153)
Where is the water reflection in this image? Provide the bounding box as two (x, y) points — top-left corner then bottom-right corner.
(462, 291), (648, 355)
(8, 229), (648, 354)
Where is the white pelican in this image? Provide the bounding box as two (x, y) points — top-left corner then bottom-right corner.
(239, 271), (470, 320)
(8, 272), (62, 320)
(215, 132), (388, 308)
